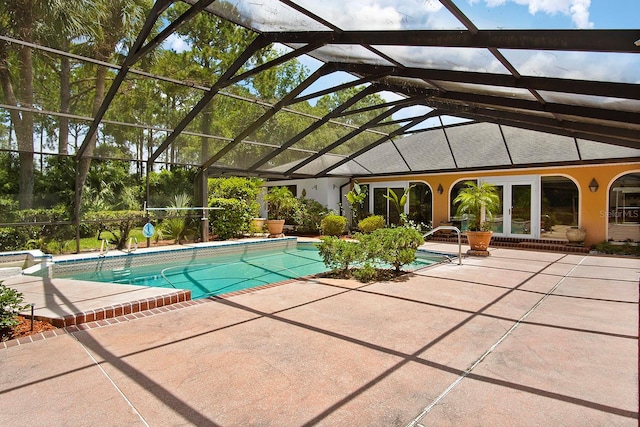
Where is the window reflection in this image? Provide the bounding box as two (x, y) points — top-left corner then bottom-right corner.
(608, 173), (640, 242)
(540, 176), (578, 239)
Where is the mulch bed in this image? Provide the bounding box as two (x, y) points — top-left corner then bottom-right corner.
(1, 316), (58, 342)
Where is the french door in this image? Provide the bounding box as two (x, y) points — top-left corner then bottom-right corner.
(483, 177), (540, 238)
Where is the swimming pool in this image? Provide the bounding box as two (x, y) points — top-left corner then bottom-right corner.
(51, 240), (446, 300)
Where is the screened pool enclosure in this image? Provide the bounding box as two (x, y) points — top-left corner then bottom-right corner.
(0, 1), (638, 250)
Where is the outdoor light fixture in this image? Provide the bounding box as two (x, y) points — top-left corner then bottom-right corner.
(635, 39), (640, 47)
(437, 184), (444, 195)
(589, 178), (599, 193)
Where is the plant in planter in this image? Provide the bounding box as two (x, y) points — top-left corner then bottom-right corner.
(264, 186), (299, 236)
(453, 181), (500, 252)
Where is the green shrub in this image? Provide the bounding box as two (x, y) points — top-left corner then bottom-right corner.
(592, 241), (640, 256)
(358, 215), (385, 233)
(0, 197), (18, 222)
(353, 263), (377, 282)
(295, 198), (330, 234)
(316, 236), (361, 272)
(209, 197), (254, 240)
(0, 227), (32, 251)
(207, 177), (265, 240)
(321, 214), (347, 236)
(358, 227), (424, 272)
(0, 283), (29, 340)
(0, 208), (74, 252)
(208, 176), (264, 204)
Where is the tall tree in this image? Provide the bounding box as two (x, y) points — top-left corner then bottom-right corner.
(0, 0), (36, 208)
(75, 0), (149, 203)
(41, 1), (106, 155)
(0, 1), (105, 207)
(166, 3), (258, 164)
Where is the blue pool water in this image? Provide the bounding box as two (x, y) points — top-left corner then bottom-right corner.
(60, 245), (444, 300)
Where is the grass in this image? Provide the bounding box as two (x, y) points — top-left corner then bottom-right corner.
(66, 228), (151, 253)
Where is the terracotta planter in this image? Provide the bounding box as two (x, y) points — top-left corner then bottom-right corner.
(566, 227), (586, 243)
(465, 230), (493, 251)
(266, 219), (285, 236)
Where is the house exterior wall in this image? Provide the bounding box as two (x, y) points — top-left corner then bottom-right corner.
(259, 163), (638, 246)
(261, 177), (349, 218)
(355, 162), (640, 246)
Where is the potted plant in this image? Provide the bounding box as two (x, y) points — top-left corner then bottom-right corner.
(453, 181), (500, 252)
(263, 186), (298, 237)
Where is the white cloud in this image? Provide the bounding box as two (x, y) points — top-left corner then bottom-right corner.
(346, 4), (404, 29)
(294, 0), (449, 30)
(512, 51), (615, 81)
(482, 0), (594, 28)
(164, 34), (189, 53)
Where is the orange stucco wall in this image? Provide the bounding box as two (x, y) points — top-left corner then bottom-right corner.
(355, 162), (640, 246)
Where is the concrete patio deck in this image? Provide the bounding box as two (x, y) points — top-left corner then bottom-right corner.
(0, 243), (638, 426)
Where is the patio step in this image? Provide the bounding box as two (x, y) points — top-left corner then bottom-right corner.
(429, 234), (590, 254)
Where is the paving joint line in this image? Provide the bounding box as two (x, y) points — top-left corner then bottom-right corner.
(406, 254), (590, 427)
(70, 332), (150, 427)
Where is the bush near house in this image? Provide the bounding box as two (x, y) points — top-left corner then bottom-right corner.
(209, 198), (255, 240)
(592, 241), (640, 256)
(357, 215), (385, 233)
(208, 177), (263, 239)
(321, 214), (347, 236)
(294, 198), (330, 235)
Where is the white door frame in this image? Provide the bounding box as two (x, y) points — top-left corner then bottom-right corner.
(482, 176), (540, 238)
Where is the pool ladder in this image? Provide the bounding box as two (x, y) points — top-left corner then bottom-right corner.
(423, 226), (462, 265)
(99, 237), (138, 256)
(99, 239), (109, 256)
(126, 237), (138, 253)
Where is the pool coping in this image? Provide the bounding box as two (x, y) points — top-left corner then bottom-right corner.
(1, 277), (306, 350)
(2, 237), (455, 346)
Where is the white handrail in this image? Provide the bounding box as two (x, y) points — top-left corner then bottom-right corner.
(127, 236), (138, 253)
(99, 239), (109, 256)
(423, 226), (463, 265)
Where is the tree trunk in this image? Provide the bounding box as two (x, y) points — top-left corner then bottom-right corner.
(58, 40), (71, 155)
(200, 102), (212, 164)
(14, 0), (35, 209)
(76, 61), (108, 204)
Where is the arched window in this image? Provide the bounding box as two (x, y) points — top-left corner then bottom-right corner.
(540, 176), (579, 239)
(450, 179), (477, 221)
(608, 173), (640, 242)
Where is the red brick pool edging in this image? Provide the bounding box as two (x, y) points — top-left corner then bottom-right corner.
(1, 278), (301, 350)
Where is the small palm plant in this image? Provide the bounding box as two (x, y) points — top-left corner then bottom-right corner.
(161, 193), (193, 243)
(454, 181), (500, 231)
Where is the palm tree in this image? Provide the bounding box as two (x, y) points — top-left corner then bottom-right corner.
(454, 181), (500, 231)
